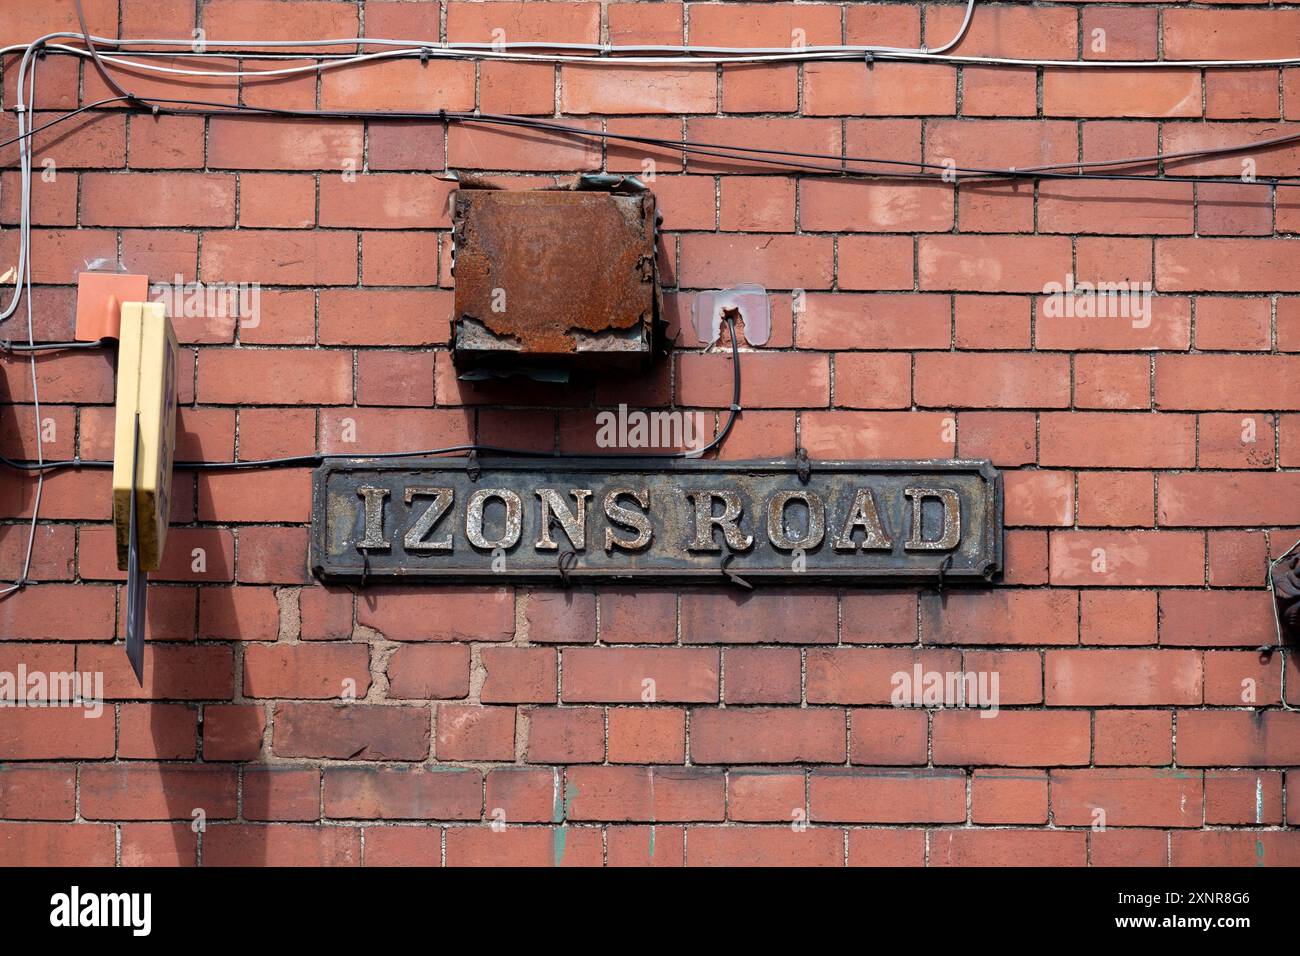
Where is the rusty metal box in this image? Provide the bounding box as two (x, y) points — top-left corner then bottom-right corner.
(450, 185), (662, 372)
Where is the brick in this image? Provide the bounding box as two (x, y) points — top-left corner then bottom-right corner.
(1077, 472), (1154, 528)
(1040, 413), (1193, 469)
(361, 233), (440, 287)
(802, 411), (955, 459)
(727, 769), (805, 822)
(484, 767), (557, 824)
(1044, 69), (1201, 118)
(801, 179), (953, 233)
(0, 583), (117, 641)
(1073, 355), (1152, 410)
(925, 119), (1077, 169)
(1205, 770), (1283, 825)
(356, 587), (514, 641)
(320, 175), (455, 229)
(201, 231), (357, 285)
(1157, 240), (1300, 294)
(972, 769), (1048, 825)
(81, 173), (235, 227)
(932, 710), (1090, 767)
(931, 829), (1086, 867)
(836, 236), (915, 291)
(447, 1), (599, 43)
(1161, 473), (1300, 527)
(678, 351), (829, 409)
(480, 61), (556, 115)
(320, 60), (474, 112)
(442, 826), (588, 867)
(679, 234), (833, 289)
(929, 2), (1075, 58)
(208, 117), (362, 170)
(524, 706), (603, 763)
(1164, 10), (1300, 61)
(1039, 180), (1193, 235)
(1005, 470), (1073, 527)
(849, 709), (928, 766)
(681, 591), (836, 644)
(1046, 650), (1202, 706)
(835, 353), (912, 410)
(0, 766), (76, 820)
(243, 643), (371, 700)
(686, 826), (843, 866)
(915, 353), (1070, 409)
(1172, 831), (1300, 867)
(1208, 531), (1268, 588)
(203, 825), (360, 866)
(1177, 710), (1300, 766)
(1082, 7), (1158, 62)
(918, 236), (1072, 292)
(120, 824), (197, 867)
(203, 705), (267, 761)
(921, 590), (1078, 646)
(0, 823), (115, 867)
(0, 709), (114, 760)
(848, 828), (926, 866)
(243, 767), (321, 822)
(274, 703), (430, 760)
(1048, 531), (1204, 587)
(319, 289), (450, 346)
(607, 707), (686, 764)
(239, 173), (316, 229)
(562, 647), (717, 703)
(477, 647), (554, 703)
(448, 121), (601, 171)
(435, 704), (515, 761)
(522, 591), (596, 644)
(598, 590), (677, 643)
(796, 294), (950, 350)
(723, 647), (801, 704)
(324, 767), (481, 820)
(79, 765), (237, 821)
(118, 703), (197, 760)
(810, 768), (965, 824)
(1094, 710), (1173, 766)
(804, 62), (955, 116)
(690, 708), (845, 764)
(562, 66), (715, 115)
(79, 644), (235, 701)
(386, 644), (470, 700)
(199, 470), (313, 523)
(566, 766), (724, 822)
(1159, 591), (1275, 648)
(807, 647), (961, 706)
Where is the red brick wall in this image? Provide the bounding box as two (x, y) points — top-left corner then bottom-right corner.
(2, 0), (1300, 867)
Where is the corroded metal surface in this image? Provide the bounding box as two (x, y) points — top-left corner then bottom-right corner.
(450, 187), (661, 369)
(311, 458), (1003, 585)
(1271, 553), (1300, 634)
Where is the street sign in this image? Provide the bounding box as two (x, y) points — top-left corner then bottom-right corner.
(312, 458), (1002, 585)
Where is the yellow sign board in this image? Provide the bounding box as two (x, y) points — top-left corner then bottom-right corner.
(113, 302), (178, 571)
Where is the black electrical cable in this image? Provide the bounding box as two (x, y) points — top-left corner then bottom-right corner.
(0, 315), (743, 473)
(73, 0), (143, 107)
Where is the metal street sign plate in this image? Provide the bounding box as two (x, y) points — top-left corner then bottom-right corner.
(312, 458), (1002, 585)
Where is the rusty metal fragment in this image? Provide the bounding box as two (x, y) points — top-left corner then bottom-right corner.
(450, 185), (663, 371)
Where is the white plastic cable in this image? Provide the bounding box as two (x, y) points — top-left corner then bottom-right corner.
(0, 39), (46, 597)
(4, 1), (1300, 71)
